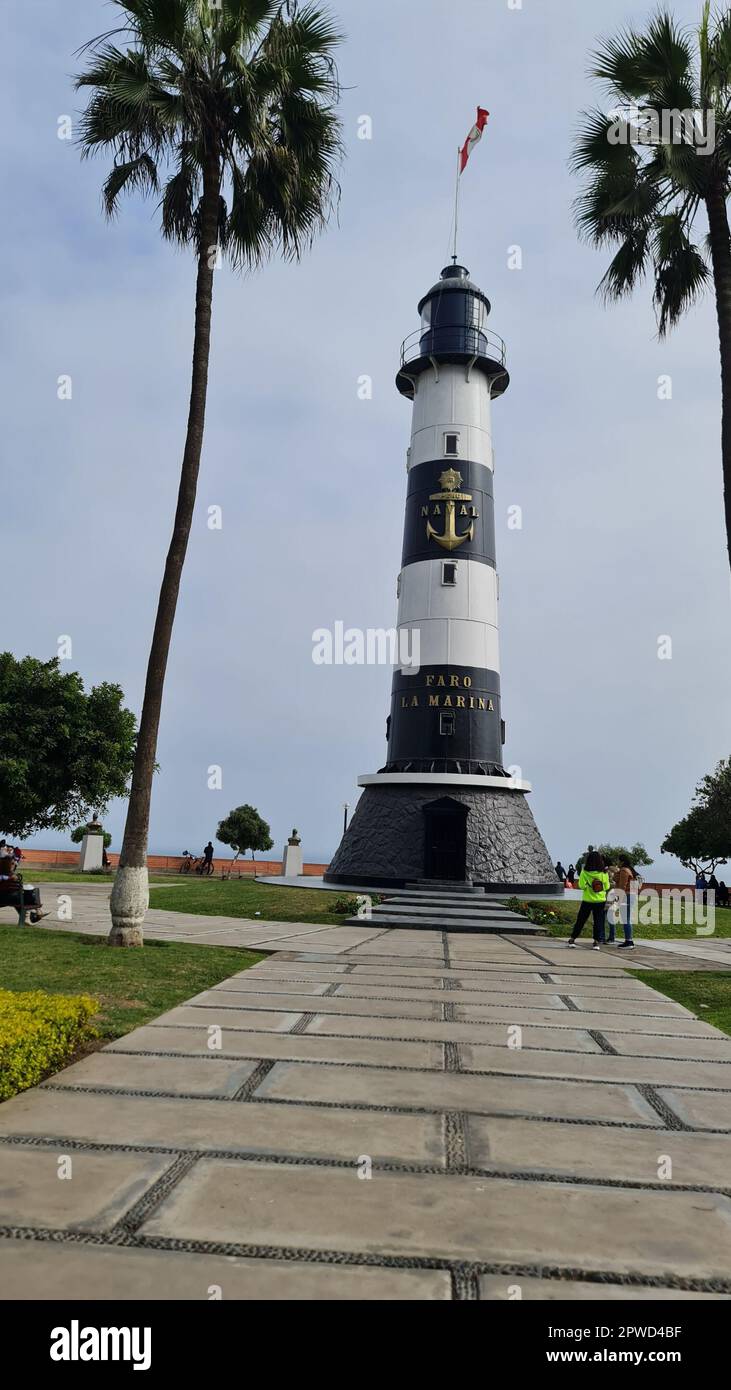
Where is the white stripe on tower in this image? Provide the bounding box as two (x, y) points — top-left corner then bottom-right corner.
(398, 363), (499, 679)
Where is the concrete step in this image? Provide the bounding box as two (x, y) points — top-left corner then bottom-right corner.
(405, 880), (484, 894)
(380, 900), (514, 911)
(347, 911), (545, 934)
(371, 903), (525, 922)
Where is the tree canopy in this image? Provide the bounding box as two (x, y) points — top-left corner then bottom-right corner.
(577, 842), (653, 872)
(0, 654), (137, 838)
(76, 0), (344, 269)
(217, 804), (273, 862)
(662, 756), (731, 873)
(71, 824), (113, 849)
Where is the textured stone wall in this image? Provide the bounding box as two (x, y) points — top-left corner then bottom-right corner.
(326, 783), (558, 887)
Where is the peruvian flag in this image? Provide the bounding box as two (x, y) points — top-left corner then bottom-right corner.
(459, 107), (489, 173)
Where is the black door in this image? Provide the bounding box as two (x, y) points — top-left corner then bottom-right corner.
(423, 799), (468, 881)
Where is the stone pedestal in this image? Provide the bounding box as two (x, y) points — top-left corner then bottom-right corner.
(282, 841), (303, 877)
(79, 833), (104, 872)
(325, 782), (560, 894)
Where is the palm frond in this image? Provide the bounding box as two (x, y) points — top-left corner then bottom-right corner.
(160, 144), (201, 243)
(652, 212), (710, 333)
(598, 230), (652, 299)
(76, 0), (344, 267)
(103, 152), (159, 216)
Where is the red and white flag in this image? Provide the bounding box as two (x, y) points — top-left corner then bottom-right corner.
(459, 107), (489, 173)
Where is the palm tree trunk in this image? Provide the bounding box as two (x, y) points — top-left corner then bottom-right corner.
(705, 182), (731, 579)
(109, 151), (221, 946)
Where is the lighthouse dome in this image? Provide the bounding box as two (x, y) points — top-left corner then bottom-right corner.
(417, 263), (491, 318)
(396, 263), (509, 400)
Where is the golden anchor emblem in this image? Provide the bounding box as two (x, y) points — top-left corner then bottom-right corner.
(425, 468), (477, 552)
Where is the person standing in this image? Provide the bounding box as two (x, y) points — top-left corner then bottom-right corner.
(555, 860), (566, 882)
(696, 870), (708, 906)
(567, 852), (611, 950)
(614, 855), (638, 949)
(202, 841), (215, 875)
(566, 863), (576, 886)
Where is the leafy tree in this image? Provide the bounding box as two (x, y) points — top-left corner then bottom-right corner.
(577, 842), (653, 873)
(572, 5), (731, 575)
(71, 825), (113, 849)
(76, 0), (343, 944)
(696, 753), (731, 820)
(217, 804), (273, 869)
(662, 756), (731, 871)
(661, 805), (729, 873)
(0, 654), (136, 837)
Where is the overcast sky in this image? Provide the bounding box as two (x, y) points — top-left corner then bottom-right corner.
(3, 0), (730, 878)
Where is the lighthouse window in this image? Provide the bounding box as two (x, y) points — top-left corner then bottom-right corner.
(441, 561), (457, 586)
(440, 712), (455, 737)
(444, 432), (459, 456)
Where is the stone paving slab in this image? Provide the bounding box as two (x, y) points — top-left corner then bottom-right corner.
(140, 1161), (731, 1279)
(479, 1275), (729, 1300)
(333, 984), (569, 1009)
(609, 1032), (731, 1060)
(109, 1022), (444, 1070)
(0, 1089), (445, 1165)
(466, 1115), (731, 1187)
(459, 1042), (731, 1090)
(567, 994), (692, 1018)
(0, 1239), (451, 1301)
(303, 1014), (605, 1049)
(189, 988), (443, 1019)
(255, 1059), (660, 1124)
(150, 1007), (303, 1034)
(52, 1052), (261, 1097)
(657, 1088), (731, 1131)
(454, 1003), (718, 1034)
(3, 916), (731, 1300)
(0, 1146), (172, 1230)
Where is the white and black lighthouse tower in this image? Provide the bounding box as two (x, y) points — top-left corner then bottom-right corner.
(326, 263), (558, 892)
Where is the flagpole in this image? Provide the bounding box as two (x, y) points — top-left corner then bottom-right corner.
(452, 147), (461, 263)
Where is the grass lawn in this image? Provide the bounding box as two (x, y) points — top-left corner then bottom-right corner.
(522, 898), (731, 940)
(0, 923), (264, 1039)
(633, 972), (731, 1037)
(148, 877), (348, 926)
(27, 871), (173, 884)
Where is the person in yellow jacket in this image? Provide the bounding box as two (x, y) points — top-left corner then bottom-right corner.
(567, 851), (611, 950)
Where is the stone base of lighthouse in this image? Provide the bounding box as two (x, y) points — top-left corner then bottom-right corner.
(325, 779), (561, 894)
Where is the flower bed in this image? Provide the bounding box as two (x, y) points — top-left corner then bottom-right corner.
(0, 989), (99, 1101)
(505, 897), (574, 928)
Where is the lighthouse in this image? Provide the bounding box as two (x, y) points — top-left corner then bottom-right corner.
(326, 263), (558, 893)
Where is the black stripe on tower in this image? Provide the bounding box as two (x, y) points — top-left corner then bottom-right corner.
(402, 458), (495, 569)
(382, 665), (505, 776)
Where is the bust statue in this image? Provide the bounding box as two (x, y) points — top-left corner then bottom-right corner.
(288, 828), (301, 846)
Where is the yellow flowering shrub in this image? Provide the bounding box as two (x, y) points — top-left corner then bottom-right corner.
(0, 990), (99, 1101)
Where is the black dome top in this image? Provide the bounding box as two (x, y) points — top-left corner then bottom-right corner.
(418, 263), (491, 317)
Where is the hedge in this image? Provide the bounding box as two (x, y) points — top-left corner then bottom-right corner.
(0, 989), (99, 1100)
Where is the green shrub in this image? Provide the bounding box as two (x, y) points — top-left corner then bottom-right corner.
(0, 989), (99, 1100)
(505, 896), (573, 928)
(332, 893), (382, 915)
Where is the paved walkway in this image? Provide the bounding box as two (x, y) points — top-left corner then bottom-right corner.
(2, 902), (731, 1299)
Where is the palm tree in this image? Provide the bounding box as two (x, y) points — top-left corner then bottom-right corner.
(76, 0), (343, 944)
(572, 3), (731, 577)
